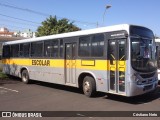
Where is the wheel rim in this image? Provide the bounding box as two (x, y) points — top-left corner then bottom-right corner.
(84, 81), (90, 94)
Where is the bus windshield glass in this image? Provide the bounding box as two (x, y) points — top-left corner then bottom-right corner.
(130, 26), (157, 72)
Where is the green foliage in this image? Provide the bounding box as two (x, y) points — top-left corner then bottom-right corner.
(0, 72), (8, 79)
(36, 16), (81, 37)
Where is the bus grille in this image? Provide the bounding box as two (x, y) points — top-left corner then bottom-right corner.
(140, 72), (155, 78)
(143, 84), (153, 91)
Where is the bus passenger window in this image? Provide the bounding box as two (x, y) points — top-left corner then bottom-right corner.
(91, 34), (104, 57)
(11, 44), (19, 57)
(19, 43), (30, 57)
(44, 41), (51, 57)
(51, 40), (59, 58)
(79, 36), (91, 57)
(19, 44), (23, 57)
(60, 39), (63, 58)
(31, 42), (43, 57)
(44, 40), (59, 58)
(23, 43), (30, 57)
(3, 45), (10, 58)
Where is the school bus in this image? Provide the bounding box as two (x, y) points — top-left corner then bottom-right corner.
(2, 24), (158, 97)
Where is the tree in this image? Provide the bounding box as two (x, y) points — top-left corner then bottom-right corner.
(36, 16), (81, 37)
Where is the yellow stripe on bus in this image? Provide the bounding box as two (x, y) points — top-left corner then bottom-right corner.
(2, 59), (126, 71)
(81, 60), (95, 66)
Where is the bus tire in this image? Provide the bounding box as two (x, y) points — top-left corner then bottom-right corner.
(83, 76), (96, 97)
(21, 70), (30, 84)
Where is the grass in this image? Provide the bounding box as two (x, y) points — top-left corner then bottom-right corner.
(0, 72), (8, 79)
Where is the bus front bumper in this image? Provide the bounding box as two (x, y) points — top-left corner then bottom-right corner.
(127, 81), (158, 97)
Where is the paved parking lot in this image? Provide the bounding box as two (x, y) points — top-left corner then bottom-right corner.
(0, 78), (160, 120)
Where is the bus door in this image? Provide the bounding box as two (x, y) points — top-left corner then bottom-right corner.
(65, 43), (76, 85)
(108, 39), (126, 93)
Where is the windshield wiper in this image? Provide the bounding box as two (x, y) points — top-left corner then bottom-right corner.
(130, 34), (141, 39)
(131, 34), (152, 40)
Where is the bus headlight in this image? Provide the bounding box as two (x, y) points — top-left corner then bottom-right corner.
(136, 78), (142, 85)
(137, 81), (142, 85)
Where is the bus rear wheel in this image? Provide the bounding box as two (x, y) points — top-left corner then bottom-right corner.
(83, 76), (96, 97)
(21, 70), (30, 84)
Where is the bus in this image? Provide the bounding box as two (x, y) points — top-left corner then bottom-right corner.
(155, 38), (160, 83)
(2, 24), (158, 97)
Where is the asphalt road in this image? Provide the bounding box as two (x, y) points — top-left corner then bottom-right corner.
(0, 78), (160, 120)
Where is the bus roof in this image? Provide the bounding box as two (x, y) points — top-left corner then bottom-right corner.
(3, 24), (142, 45)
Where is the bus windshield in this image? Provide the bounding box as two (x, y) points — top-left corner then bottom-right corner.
(130, 26), (157, 72)
(131, 38), (157, 72)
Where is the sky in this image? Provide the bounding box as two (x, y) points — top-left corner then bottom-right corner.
(0, 0), (160, 36)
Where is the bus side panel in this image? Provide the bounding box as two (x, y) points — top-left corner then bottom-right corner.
(28, 66), (65, 84)
(76, 69), (108, 92)
(3, 64), (12, 75)
(2, 59), (22, 77)
(2, 58), (66, 85)
(75, 59), (109, 92)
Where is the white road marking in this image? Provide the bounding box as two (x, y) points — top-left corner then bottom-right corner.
(76, 113), (85, 117)
(0, 87), (19, 93)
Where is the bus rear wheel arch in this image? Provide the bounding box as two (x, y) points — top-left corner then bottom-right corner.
(21, 69), (30, 84)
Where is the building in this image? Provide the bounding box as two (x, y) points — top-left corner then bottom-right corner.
(0, 27), (32, 56)
(0, 36), (25, 56)
(14, 29), (36, 38)
(0, 27), (14, 37)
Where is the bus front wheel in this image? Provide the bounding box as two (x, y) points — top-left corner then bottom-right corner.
(21, 70), (30, 84)
(83, 76), (96, 97)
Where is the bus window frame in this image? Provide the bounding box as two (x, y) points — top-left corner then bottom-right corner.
(2, 45), (11, 58)
(78, 33), (106, 59)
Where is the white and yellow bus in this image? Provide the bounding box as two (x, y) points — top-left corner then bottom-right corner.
(2, 24), (158, 97)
